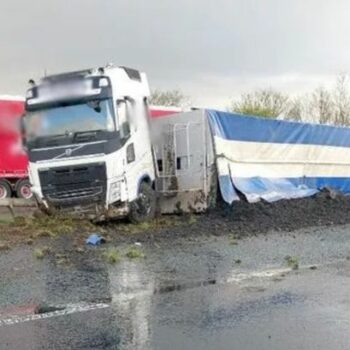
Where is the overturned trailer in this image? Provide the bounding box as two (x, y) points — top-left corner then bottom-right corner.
(153, 109), (350, 213)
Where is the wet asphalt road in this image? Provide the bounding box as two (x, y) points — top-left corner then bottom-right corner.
(1, 224), (350, 349)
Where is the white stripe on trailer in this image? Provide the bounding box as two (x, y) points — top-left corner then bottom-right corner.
(215, 136), (350, 178)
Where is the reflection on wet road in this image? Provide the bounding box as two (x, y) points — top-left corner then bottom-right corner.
(2, 224), (350, 349)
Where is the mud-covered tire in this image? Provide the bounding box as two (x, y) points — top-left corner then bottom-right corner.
(128, 182), (156, 224)
(0, 180), (12, 199)
(16, 179), (33, 199)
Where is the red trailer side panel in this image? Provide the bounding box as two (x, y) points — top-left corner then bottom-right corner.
(149, 106), (182, 118)
(0, 97), (28, 178)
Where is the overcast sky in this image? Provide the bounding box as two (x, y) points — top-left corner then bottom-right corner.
(1, 0), (350, 108)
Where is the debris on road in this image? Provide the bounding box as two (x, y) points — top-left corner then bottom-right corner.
(285, 256), (299, 270)
(86, 234), (106, 246)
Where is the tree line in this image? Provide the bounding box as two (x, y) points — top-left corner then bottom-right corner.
(150, 74), (350, 126)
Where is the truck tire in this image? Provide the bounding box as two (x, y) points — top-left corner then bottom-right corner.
(128, 182), (156, 223)
(16, 179), (33, 199)
(0, 180), (12, 199)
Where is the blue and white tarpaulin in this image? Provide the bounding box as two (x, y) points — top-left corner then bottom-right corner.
(207, 110), (350, 203)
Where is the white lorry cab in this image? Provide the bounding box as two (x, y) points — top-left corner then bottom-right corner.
(24, 65), (158, 222)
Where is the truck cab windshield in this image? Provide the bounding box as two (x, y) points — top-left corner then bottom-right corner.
(25, 98), (115, 142)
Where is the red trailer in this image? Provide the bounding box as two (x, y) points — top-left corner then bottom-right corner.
(0, 96), (32, 199)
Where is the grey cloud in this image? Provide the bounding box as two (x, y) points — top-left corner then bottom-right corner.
(1, 0), (350, 107)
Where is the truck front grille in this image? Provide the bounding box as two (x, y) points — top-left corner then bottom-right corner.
(39, 163), (106, 207)
(47, 186), (103, 201)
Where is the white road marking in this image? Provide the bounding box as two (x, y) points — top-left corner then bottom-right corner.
(0, 303), (109, 327)
(225, 267), (292, 283)
(0, 264), (321, 327)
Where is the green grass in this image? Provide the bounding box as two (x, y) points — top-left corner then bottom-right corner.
(126, 247), (145, 259)
(33, 246), (50, 259)
(188, 215), (197, 225)
(13, 216), (27, 226)
(13, 215), (95, 238)
(228, 233), (240, 246)
(0, 218), (12, 225)
(34, 248), (44, 259)
(119, 216), (184, 235)
(285, 256), (299, 270)
(103, 248), (121, 264)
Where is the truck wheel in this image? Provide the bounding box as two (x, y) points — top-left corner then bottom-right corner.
(16, 179), (33, 199)
(128, 182), (156, 223)
(0, 180), (12, 199)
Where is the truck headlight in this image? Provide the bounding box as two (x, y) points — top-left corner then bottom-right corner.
(109, 181), (121, 202)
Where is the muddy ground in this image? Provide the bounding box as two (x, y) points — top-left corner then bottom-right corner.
(1, 191), (350, 248)
(123, 190), (350, 243)
(107, 190), (350, 244)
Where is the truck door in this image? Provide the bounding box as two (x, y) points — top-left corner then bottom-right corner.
(117, 98), (154, 202)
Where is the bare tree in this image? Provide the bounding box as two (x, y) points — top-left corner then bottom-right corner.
(149, 89), (189, 107)
(285, 78), (349, 125)
(230, 89), (289, 119)
(285, 97), (306, 122)
(309, 87), (334, 124)
(333, 73), (350, 126)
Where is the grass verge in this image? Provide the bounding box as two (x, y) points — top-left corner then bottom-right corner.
(126, 247), (145, 259)
(103, 248), (121, 264)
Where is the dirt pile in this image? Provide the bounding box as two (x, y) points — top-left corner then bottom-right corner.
(226, 191), (350, 234)
(129, 191), (350, 242)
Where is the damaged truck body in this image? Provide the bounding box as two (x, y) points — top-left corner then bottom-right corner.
(24, 65), (350, 221)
